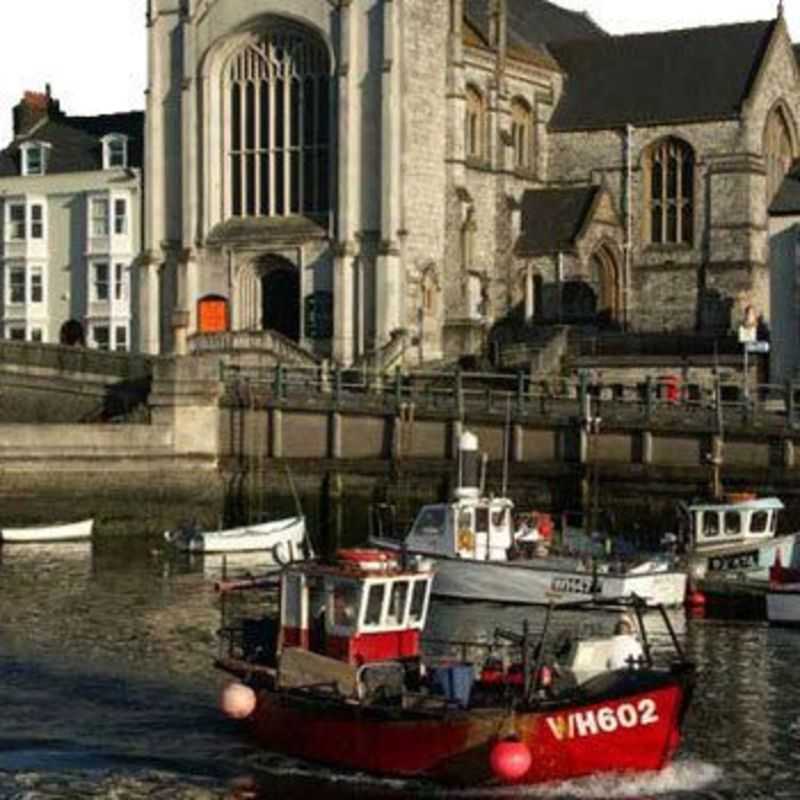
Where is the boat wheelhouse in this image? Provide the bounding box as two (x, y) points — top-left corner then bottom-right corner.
(677, 495), (798, 578)
(215, 549), (695, 786)
(278, 549), (433, 665)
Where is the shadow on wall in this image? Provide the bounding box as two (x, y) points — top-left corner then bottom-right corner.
(698, 289), (733, 334)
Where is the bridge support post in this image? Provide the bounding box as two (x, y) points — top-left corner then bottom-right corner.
(784, 438), (795, 469)
(641, 430), (653, 465)
(329, 411), (342, 459)
(269, 408), (283, 458)
(512, 423), (524, 463)
(449, 418), (463, 461)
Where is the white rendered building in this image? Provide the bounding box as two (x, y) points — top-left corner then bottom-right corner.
(0, 89), (143, 351)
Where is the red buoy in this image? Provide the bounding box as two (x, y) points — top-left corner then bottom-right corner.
(489, 738), (532, 783)
(685, 584), (707, 619)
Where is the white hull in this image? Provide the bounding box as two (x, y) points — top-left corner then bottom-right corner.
(767, 586), (800, 627)
(690, 533), (798, 580)
(1, 518), (94, 543)
(165, 516), (307, 555)
(371, 538), (686, 607)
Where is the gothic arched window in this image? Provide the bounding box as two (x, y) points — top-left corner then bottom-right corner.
(646, 138), (694, 245)
(764, 104), (795, 206)
(226, 28), (331, 219)
(465, 85), (487, 162)
(510, 97), (533, 171)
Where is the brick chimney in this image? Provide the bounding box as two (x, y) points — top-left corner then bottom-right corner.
(13, 84), (63, 137)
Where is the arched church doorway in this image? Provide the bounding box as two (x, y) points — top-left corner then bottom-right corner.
(590, 245), (621, 327)
(262, 266), (300, 341)
(561, 280), (597, 322)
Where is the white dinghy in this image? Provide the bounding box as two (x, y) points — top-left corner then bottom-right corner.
(164, 515), (309, 560)
(1, 518), (94, 543)
(370, 432), (686, 608)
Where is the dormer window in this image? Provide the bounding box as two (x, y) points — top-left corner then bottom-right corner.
(20, 141), (51, 176)
(102, 134), (128, 170)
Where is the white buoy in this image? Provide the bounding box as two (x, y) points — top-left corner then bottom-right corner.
(219, 681), (257, 720)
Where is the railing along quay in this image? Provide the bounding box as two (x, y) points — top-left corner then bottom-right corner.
(220, 363), (800, 432)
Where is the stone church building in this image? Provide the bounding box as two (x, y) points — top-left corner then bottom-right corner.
(142, 0), (800, 369)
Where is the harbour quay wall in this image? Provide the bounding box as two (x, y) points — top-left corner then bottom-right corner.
(1, 356), (800, 499)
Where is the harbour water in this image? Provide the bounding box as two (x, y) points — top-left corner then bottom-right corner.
(1, 518), (800, 799)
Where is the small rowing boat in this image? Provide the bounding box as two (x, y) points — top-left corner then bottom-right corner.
(1, 518), (94, 543)
(164, 515), (309, 558)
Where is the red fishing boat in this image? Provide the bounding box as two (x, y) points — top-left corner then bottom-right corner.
(215, 548), (694, 786)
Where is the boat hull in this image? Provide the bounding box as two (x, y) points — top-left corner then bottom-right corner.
(767, 586), (800, 627)
(243, 672), (692, 784)
(432, 557), (687, 607)
(370, 538), (686, 607)
(167, 516), (307, 554)
(1, 518), (94, 543)
(691, 533), (798, 580)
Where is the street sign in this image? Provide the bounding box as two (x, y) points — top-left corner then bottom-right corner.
(745, 341), (770, 354)
(738, 324), (757, 344)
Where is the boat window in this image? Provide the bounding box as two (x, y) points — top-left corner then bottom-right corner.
(415, 506), (446, 536)
(751, 511), (769, 534)
(332, 583), (360, 628)
(702, 511), (719, 538)
(475, 507), (489, 533)
(491, 507), (507, 527)
(409, 580), (428, 624)
(458, 509), (472, 530)
(387, 580), (409, 625)
(724, 512), (741, 536)
(363, 583), (386, 627)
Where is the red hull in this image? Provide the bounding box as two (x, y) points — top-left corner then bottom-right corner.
(244, 678), (691, 785)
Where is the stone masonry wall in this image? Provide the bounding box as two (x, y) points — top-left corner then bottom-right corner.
(402, 0), (450, 348)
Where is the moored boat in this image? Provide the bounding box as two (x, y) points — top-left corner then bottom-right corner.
(675, 495), (799, 581)
(215, 548), (695, 785)
(1, 518), (94, 543)
(766, 559), (800, 627)
(164, 515), (309, 558)
(369, 431), (686, 608)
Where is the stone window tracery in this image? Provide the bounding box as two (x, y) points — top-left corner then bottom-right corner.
(465, 85), (487, 162)
(645, 137), (694, 245)
(226, 27), (331, 219)
(764, 104), (795, 206)
(510, 97), (533, 171)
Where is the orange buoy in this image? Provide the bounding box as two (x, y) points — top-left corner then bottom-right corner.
(219, 681), (257, 720)
(489, 738), (532, 783)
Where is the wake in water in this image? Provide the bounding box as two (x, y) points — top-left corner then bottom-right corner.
(241, 756), (723, 799)
(443, 760), (723, 799)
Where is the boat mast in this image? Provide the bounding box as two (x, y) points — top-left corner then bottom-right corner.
(501, 397), (511, 497)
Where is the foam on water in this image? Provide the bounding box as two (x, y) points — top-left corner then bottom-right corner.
(445, 761), (724, 799)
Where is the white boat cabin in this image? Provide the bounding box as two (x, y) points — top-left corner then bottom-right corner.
(280, 550), (434, 665)
(678, 496), (783, 551)
(405, 493), (515, 561)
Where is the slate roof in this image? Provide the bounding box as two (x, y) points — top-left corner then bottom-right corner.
(464, 0), (606, 66)
(515, 185), (600, 255)
(548, 20), (776, 131)
(770, 161), (800, 216)
(0, 111), (144, 177)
